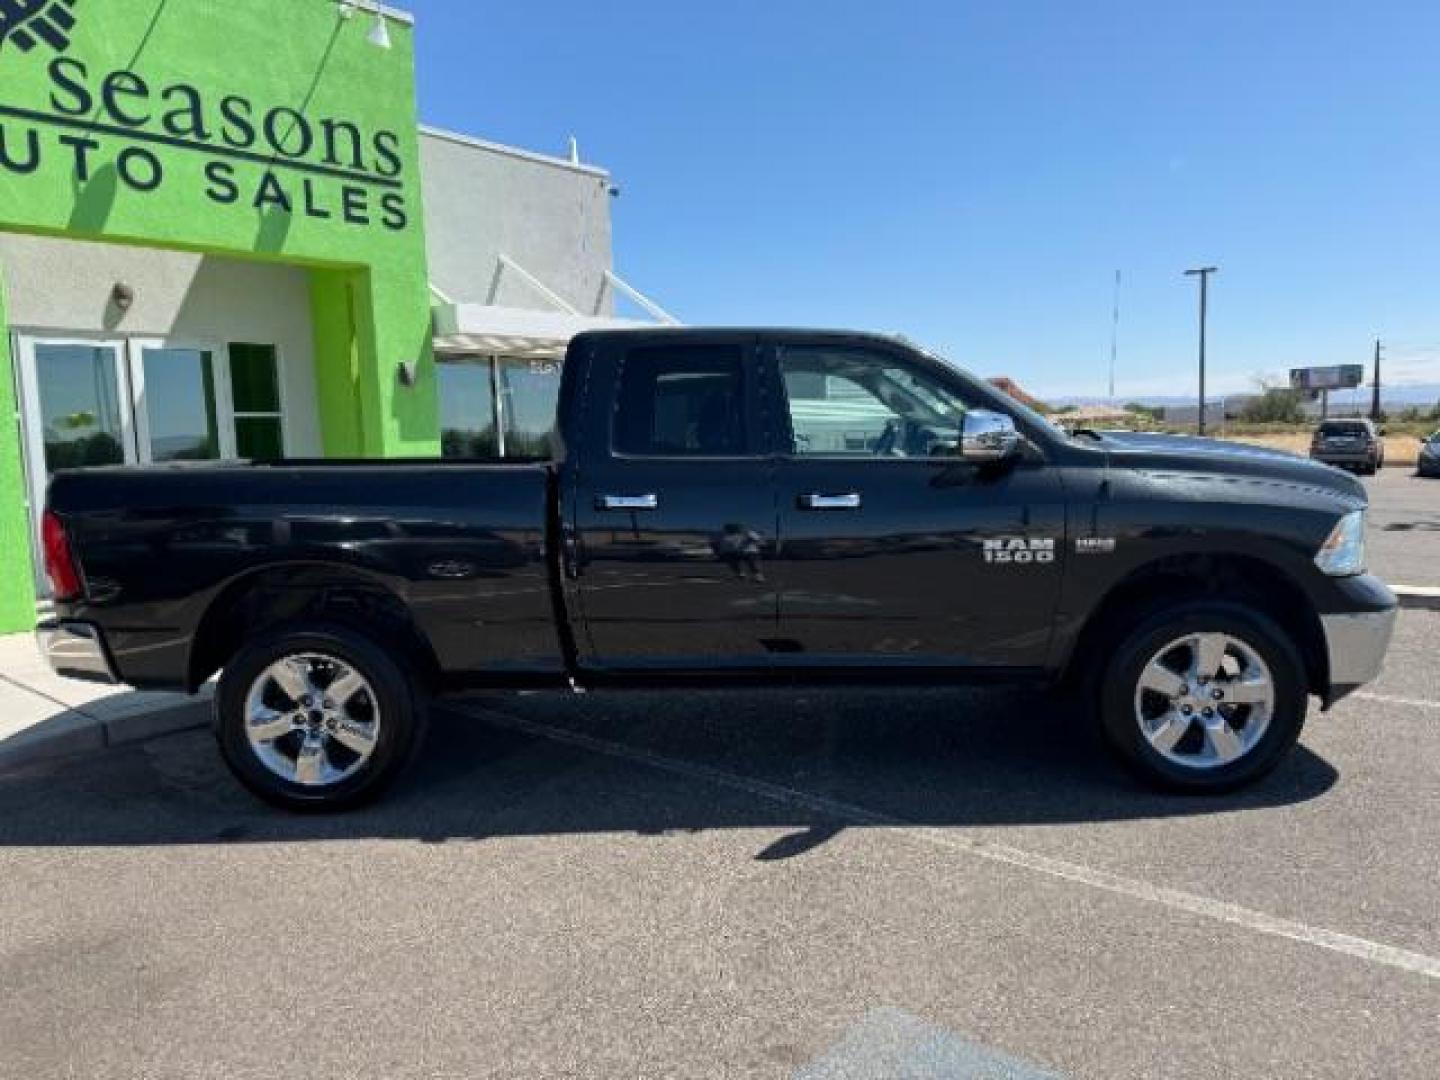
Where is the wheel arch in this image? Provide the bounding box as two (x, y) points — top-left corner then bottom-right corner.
(186, 562), (442, 694)
(1061, 552), (1328, 698)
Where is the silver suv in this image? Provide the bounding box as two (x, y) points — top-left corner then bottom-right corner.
(1310, 418), (1384, 475)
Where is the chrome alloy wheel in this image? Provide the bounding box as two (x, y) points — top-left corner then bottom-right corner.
(1133, 632), (1275, 770)
(243, 654), (381, 787)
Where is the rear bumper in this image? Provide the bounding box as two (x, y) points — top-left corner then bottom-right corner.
(35, 620), (118, 685)
(1311, 451), (1377, 466)
(1320, 607), (1397, 706)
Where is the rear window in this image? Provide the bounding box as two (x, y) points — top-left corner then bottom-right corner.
(613, 345), (750, 457)
(1318, 422), (1369, 436)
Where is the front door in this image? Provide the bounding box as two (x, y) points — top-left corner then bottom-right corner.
(570, 335), (779, 671)
(767, 339), (1066, 670)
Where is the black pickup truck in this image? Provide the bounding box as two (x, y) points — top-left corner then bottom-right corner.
(38, 329), (1397, 809)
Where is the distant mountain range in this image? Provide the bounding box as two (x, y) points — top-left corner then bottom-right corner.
(1046, 383), (1440, 410)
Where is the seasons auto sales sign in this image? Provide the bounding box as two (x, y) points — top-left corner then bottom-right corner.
(0, 0), (411, 233)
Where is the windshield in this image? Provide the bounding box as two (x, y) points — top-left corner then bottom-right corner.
(909, 340), (1059, 436)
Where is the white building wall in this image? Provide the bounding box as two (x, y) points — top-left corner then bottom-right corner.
(0, 233), (322, 456)
(420, 127), (615, 315)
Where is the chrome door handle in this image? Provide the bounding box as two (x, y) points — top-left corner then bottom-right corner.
(597, 493), (659, 511)
(799, 492), (862, 511)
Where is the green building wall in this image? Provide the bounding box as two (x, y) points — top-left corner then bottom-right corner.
(0, 277), (36, 630)
(0, 0), (440, 632)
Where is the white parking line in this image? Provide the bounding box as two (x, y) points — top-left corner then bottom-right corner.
(475, 709), (1440, 984)
(1355, 691), (1440, 711)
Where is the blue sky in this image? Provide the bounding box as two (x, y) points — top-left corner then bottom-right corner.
(405, 0), (1440, 401)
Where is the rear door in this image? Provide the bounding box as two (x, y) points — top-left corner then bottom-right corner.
(765, 338), (1066, 670)
(569, 335), (779, 671)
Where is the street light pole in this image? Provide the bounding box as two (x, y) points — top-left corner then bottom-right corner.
(1371, 339), (1383, 422)
(1185, 266), (1218, 435)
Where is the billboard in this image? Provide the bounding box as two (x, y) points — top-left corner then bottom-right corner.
(1290, 365), (1365, 392)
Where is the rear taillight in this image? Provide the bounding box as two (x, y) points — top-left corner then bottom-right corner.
(42, 511), (83, 601)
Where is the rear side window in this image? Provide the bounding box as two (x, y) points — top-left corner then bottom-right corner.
(613, 346), (750, 456)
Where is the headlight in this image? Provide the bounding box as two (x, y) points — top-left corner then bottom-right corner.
(1315, 509), (1367, 577)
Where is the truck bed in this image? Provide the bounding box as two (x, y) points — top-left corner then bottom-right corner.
(47, 461), (566, 689)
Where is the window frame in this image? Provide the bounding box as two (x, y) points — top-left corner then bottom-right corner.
(608, 340), (766, 461)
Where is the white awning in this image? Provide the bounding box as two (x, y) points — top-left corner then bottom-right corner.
(432, 303), (657, 359)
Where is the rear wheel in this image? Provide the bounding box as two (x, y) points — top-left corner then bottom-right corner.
(1097, 601), (1307, 792)
(215, 623), (426, 811)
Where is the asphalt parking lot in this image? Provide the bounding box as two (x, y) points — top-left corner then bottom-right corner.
(1363, 467), (1440, 587)
(1, 603), (1437, 1079)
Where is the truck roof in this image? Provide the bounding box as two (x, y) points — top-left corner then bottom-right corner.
(571, 326), (917, 348)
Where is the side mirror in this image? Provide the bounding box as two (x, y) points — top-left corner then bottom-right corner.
(959, 409), (1020, 463)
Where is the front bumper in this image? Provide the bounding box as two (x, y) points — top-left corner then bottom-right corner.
(35, 620), (118, 685)
(1319, 607), (1397, 704)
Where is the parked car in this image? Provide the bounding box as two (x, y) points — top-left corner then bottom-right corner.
(1310, 418), (1385, 474)
(1418, 430), (1440, 478)
(38, 329), (1398, 810)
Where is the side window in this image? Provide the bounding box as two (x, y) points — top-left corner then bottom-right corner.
(614, 345), (749, 456)
(780, 346), (973, 458)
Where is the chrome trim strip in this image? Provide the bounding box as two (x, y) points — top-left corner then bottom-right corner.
(1320, 609), (1398, 689)
(35, 621), (118, 685)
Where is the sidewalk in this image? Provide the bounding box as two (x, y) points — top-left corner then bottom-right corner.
(0, 633), (210, 771)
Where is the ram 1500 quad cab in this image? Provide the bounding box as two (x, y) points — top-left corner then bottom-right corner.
(37, 329), (1397, 809)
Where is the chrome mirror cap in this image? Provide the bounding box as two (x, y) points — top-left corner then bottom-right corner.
(960, 410), (1020, 462)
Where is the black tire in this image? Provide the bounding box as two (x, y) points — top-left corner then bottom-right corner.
(1097, 601), (1307, 793)
(215, 622), (427, 812)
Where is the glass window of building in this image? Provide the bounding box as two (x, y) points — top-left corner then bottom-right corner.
(437, 356), (499, 459)
(229, 344), (285, 460)
(139, 347), (223, 463)
(31, 343), (127, 474)
(497, 358), (562, 459)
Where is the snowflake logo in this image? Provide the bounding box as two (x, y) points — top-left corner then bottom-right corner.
(0, 0), (79, 56)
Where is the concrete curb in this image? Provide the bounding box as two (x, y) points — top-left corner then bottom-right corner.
(1395, 586), (1440, 612)
(0, 697), (210, 774)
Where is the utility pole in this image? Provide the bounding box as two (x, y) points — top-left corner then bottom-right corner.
(1109, 270), (1121, 402)
(1371, 339), (1383, 422)
(1185, 267), (1218, 435)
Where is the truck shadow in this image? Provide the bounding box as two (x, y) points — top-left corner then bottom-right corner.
(0, 685), (1338, 857)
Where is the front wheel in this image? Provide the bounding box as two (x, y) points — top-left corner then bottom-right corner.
(1098, 602), (1308, 793)
(215, 623), (427, 811)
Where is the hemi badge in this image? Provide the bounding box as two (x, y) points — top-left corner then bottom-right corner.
(1076, 537), (1117, 555)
